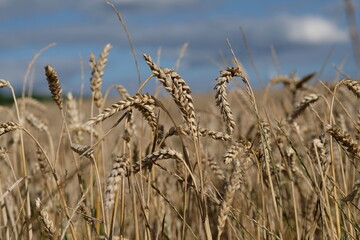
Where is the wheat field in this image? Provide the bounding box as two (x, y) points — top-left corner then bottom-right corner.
(1, 39), (360, 240)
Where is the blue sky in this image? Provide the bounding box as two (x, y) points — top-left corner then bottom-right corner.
(0, 0), (359, 95)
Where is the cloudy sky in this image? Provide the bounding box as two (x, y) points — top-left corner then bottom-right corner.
(0, 0), (359, 95)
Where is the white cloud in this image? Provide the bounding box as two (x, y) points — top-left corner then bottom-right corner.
(285, 16), (348, 44)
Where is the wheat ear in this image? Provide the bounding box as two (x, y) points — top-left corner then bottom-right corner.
(105, 155), (129, 209)
(224, 140), (251, 164)
(66, 92), (80, 126)
(44, 65), (63, 110)
(132, 148), (183, 174)
(0, 79), (9, 88)
(325, 124), (360, 160)
(287, 94), (319, 123)
(86, 93), (156, 129)
(341, 79), (360, 98)
(217, 157), (250, 239)
(214, 67), (242, 134)
(0, 122), (20, 136)
(35, 198), (57, 239)
(167, 125), (232, 141)
(143, 54), (197, 135)
(90, 44), (112, 108)
(25, 113), (48, 132)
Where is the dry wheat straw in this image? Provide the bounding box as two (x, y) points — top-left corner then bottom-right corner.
(287, 94), (319, 123)
(86, 93), (156, 129)
(214, 67), (242, 134)
(143, 54), (197, 135)
(90, 44), (112, 108)
(0, 122), (20, 136)
(35, 198), (57, 239)
(44, 65), (63, 110)
(105, 155), (129, 209)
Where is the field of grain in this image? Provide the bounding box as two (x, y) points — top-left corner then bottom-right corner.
(1, 41), (360, 240)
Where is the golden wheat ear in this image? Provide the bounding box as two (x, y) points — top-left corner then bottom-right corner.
(44, 65), (63, 110)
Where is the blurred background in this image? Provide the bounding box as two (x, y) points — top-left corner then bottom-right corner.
(0, 0), (359, 95)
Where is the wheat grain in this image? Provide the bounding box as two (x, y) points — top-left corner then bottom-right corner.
(341, 79), (360, 98)
(0, 122), (20, 136)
